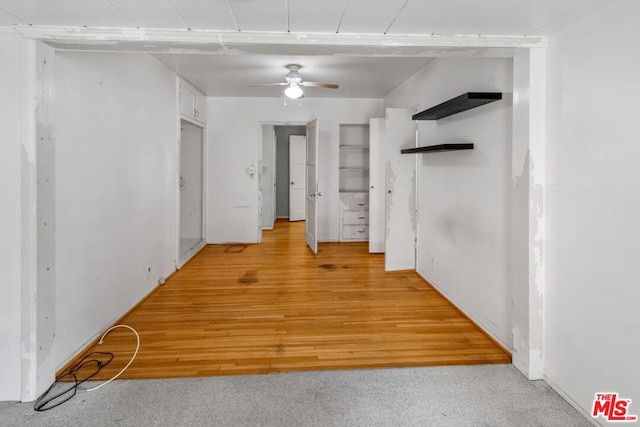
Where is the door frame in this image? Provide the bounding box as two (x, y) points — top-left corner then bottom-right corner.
(260, 124), (277, 230)
(257, 121), (308, 243)
(176, 114), (207, 269)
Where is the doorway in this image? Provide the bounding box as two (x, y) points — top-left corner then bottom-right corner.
(259, 121), (319, 253)
(178, 120), (205, 266)
(260, 124), (306, 229)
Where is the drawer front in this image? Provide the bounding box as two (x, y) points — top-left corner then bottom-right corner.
(343, 210), (369, 225)
(341, 195), (369, 211)
(342, 225), (369, 240)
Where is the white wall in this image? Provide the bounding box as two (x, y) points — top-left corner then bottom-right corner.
(206, 97), (383, 243)
(54, 52), (179, 367)
(384, 58), (514, 348)
(0, 33), (24, 401)
(544, 0), (640, 420)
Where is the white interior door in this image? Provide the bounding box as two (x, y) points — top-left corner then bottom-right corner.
(369, 118), (386, 253)
(385, 108), (417, 271)
(289, 135), (306, 221)
(305, 119), (319, 253)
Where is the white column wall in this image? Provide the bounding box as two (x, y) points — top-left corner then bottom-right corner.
(544, 0), (640, 419)
(384, 58), (514, 349)
(511, 48), (546, 380)
(206, 97), (383, 243)
(0, 32), (24, 401)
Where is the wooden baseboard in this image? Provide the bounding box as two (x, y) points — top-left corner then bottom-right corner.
(55, 268), (176, 378)
(416, 271), (512, 358)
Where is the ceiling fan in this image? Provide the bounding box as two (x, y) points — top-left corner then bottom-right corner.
(250, 64), (339, 99)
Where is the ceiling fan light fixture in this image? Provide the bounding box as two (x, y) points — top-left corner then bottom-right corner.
(284, 83), (303, 99)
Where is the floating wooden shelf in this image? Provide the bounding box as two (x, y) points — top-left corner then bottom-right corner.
(401, 143), (474, 154)
(412, 92), (502, 120)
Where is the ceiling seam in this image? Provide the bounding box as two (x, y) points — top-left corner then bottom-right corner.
(225, 0), (241, 31)
(384, 0), (410, 35)
(45, 0), (69, 17)
(335, 0), (350, 33)
(438, 0), (471, 31)
(164, 0), (190, 30)
(285, 0), (290, 32)
(0, 6), (23, 22)
(104, 0), (134, 26)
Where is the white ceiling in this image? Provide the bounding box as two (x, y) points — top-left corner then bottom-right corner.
(0, 0), (614, 35)
(153, 54), (434, 99)
(1, 0), (617, 98)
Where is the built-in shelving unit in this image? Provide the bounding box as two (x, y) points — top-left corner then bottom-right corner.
(339, 124), (370, 242)
(401, 143), (474, 154)
(412, 92), (502, 121)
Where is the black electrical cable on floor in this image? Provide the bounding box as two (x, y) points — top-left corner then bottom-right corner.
(33, 351), (114, 411)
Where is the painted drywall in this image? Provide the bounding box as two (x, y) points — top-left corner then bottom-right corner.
(510, 48), (546, 380)
(275, 126), (306, 218)
(544, 0), (640, 420)
(54, 51), (179, 368)
(384, 58), (514, 348)
(384, 108), (416, 271)
(33, 41), (58, 398)
(206, 97), (383, 243)
(0, 33), (24, 401)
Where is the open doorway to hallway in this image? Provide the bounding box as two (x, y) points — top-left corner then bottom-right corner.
(260, 124), (307, 230)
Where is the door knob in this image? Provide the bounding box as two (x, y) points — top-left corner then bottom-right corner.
(291, 181), (294, 185)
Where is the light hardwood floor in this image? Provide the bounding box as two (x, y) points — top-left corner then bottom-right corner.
(63, 220), (510, 380)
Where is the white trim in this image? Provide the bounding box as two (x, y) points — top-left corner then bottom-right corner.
(0, 27), (19, 36)
(174, 78), (181, 269)
(180, 114), (204, 127)
(543, 376), (600, 427)
(416, 271), (512, 352)
(54, 271), (175, 372)
(176, 76), (207, 268)
(177, 240), (206, 270)
(14, 26), (547, 49)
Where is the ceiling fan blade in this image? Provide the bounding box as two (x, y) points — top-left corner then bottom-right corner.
(249, 83), (288, 87)
(300, 82), (339, 89)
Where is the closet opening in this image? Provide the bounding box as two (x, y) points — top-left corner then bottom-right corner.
(178, 119), (206, 266)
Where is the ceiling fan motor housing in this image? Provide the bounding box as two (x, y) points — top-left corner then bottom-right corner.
(285, 64), (303, 83)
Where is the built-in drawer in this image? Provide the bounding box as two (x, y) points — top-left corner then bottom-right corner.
(341, 193), (369, 211)
(342, 225), (369, 240)
(343, 210), (369, 225)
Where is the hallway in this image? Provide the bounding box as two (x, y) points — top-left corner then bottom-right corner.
(63, 220), (510, 381)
